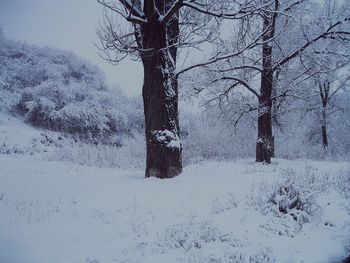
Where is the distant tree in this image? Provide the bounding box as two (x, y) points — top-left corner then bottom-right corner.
(191, 0), (350, 163)
(300, 39), (350, 149)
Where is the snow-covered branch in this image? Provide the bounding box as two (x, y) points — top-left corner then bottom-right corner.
(97, 0), (147, 24)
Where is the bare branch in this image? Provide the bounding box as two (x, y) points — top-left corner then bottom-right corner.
(97, 0), (147, 24)
(216, 76), (260, 98)
(274, 17), (350, 69)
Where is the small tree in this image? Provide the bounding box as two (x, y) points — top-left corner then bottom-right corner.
(301, 44), (350, 149)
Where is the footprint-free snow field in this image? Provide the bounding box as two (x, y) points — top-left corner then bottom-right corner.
(1, 154), (349, 263)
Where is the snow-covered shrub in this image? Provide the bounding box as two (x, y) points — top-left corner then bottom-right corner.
(48, 134), (145, 169)
(17, 80), (132, 142)
(215, 247), (276, 263)
(16, 82), (140, 143)
(161, 218), (276, 263)
(181, 110), (255, 164)
(0, 142), (26, 155)
(0, 31), (143, 143)
(336, 168), (350, 200)
(163, 219), (220, 251)
(211, 194), (239, 215)
(275, 95), (350, 161)
(85, 257), (100, 263)
(248, 168), (320, 223)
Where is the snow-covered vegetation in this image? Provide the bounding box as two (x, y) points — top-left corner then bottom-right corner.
(1, 88), (349, 262)
(0, 29), (142, 144)
(1, 0), (350, 260)
(0, 117), (349, 262)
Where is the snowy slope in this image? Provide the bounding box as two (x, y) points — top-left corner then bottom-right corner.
(0, 114), (349, 263)
(0, 112), (66, 155)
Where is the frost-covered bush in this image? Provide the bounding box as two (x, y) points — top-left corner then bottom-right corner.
(212, 247), (276, 263)
(248, 168), (320, 223)
(0, 31), (143, 143)
(16, 81), (137, 143)
(336, 168), (350, 200)
(181, 110), (255, 164)
(159, 217), (276, 263)
(164, 220), (220, 251)
(275, 95), (350, 161)
(48, 134), (146, 169)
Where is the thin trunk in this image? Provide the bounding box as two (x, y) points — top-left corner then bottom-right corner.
(321, 125), (328, 148)
(270, 70), (280, 158)
(319, 81), (329, 148)
(140, 1), (182, 178)
(321, 107), (328, 148)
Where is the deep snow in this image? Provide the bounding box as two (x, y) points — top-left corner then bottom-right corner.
(0, 113), (349, 263)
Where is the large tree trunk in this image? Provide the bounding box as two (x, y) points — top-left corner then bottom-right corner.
(140, 1), (182, 178)
(256, 96), (273, 163)
(256, 15), (275, 164)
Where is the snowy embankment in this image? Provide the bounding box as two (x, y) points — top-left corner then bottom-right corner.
(0, 114), (349, 263)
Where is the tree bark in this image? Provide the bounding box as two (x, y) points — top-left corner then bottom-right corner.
(321, 124), (328, 148)
(321, 107), (328, 148)
(319, 81), (329, 148)
(256, 14), (275, 164)
(256, 96), (273, 163)
(140, 1), (182, 178)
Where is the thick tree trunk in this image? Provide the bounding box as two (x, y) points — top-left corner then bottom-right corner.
(256, 15), (274, 164)
(256, 96), (273, 163)
(142, 56), (182, 178)
(140, 2), (182, 178)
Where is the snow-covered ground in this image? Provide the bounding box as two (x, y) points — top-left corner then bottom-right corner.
(0, 113), (350, 263)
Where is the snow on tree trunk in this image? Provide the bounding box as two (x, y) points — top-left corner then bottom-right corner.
(256, 97), (273, 164)
(256, 14), (274, 164)
(321, 106), (328, 148)
(140, 1), (182, 178)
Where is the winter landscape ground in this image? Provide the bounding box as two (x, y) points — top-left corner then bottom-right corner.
(0, 113), (349, 263)
(1, 1), (350, 262)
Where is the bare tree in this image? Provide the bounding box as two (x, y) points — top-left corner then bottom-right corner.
(96, 0), (261, 178)
(301, 46), (350, 149)
(191, 0), (350, 163)
(255, 0), (279, 163)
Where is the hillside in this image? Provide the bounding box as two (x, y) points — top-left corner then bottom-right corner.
(0, 30), (142, 144)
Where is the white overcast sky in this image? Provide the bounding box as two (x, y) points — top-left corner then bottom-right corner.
(0, 0), (143, 96)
